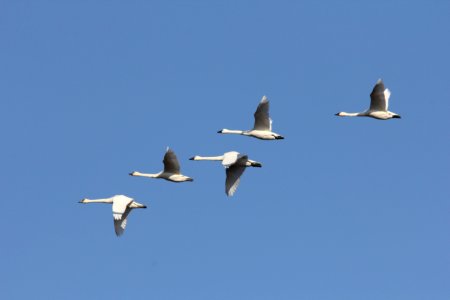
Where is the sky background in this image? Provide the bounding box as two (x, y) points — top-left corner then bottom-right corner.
(1, 1), (449, 299)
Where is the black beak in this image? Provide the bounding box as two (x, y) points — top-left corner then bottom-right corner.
(189, 157), (195, 160)
(142, 205), (147, 209)
(252, 162), (262, 168)
(275, 136), (284, 140)
(335, 113), (340, 116)
(392, 115), (401, 119)
(129, 172), (133, 176)
(217, 130), (222, 133)
(187, 178), (194, 182)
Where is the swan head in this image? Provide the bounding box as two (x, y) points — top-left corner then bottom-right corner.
(335, 112), (343, 116)
(189, 156), (198, 160)
(251, 162), (262, 167)
(129, 171), (138, 176)
(79, 198), (88, 204)
(217, 129), (224, 133)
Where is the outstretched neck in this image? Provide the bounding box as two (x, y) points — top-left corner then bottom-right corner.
(219, 129), (245, 135)
(190, 155), (224, 161)
(130, 171), (161, 178)
(336, 112), (365, 117)
(83, 198), (113, 204)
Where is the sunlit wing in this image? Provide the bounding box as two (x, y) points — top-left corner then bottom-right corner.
(222, 151), (240, 168)
(114, 207), (131, 236)
(384, 88), (391, 111)
(225, 165), (246, 196)
(112, 196), (133, 221)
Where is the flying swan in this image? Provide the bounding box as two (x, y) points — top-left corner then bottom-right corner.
(130, 147), (193, 182)
(189, 151), (262, 196)
(218, 96), (284, 140)
(79, 195), (147, 236)
(335, 79), (401, 120)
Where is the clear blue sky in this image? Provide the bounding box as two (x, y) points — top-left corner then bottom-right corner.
(1, 1), (449, 299)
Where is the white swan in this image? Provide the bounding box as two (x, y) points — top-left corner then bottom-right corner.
(189, 151), (262, 196)
(79, 195), (147, 236)
(335, 79), (401, 120)
(130, 147), (193, 182)
(218, 96), (284, 140)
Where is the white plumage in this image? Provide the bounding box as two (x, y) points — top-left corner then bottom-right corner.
(79, 195), (147, 236)
(130, 147), (194, 182)
(218, 96), (284, 140)
(335, 79), (401, 120)
(189, 151), (262, 196)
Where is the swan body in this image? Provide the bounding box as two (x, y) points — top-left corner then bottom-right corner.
(189, 151), (262, 196)
(79, 195), (147, 236)
(130, 147), (193, 182)
(335, 79), (401, 120)
(218, 96), (284, 140)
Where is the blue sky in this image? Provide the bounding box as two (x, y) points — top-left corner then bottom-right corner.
(1, 1), (449, 299)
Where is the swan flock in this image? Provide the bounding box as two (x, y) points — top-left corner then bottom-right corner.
(80, 80), (401, 235)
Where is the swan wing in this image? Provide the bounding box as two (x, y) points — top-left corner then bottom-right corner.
(384, 88), (391, 111)
(222, 151), (240, 168)
(370, 79), (388, 111)
(114, 207), (132, 236)
(112, 195), (133, 221)
(163, 148), (181, 174)
(129, 201), (146, 209)
(225, 158), (247, 196)
(253, 96), (272, 131)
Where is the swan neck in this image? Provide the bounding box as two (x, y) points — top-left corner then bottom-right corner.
(132, 171), (160, 178)
(340, 112), (363, 117)
(84, 198), (113, 204)
(193, 156), (224, 161)
(221, 129), (245, 135)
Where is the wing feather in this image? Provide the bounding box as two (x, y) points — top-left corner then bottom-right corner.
(163, 148), (181, 174)
(225, 165), (246, 196)
(112, 196), (132, 221)
(222, 151), (240, 168)
(384, 88), (391, 111)
(253, 96), (272, 131)
(369, 79), (388, 111)
(225, 155), (248, 196)
(114, 207), (131, 236)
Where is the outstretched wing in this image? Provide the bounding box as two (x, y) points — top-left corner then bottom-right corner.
(225, 156), (248, 196)
(370, 79), (388, 111)
(163, 148), (181, 174)
(112, 196), (133, 236)
(114, 207), (132, 236)
(253, 96), (272, 131)
(112, 196), (132, 221)
(222, 151), (240, 168)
